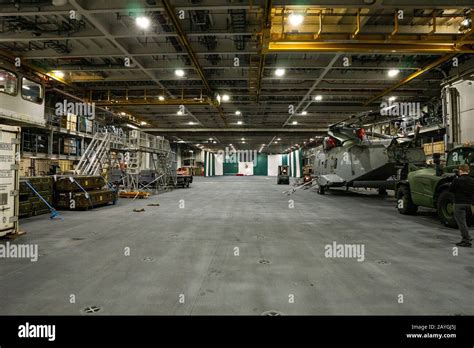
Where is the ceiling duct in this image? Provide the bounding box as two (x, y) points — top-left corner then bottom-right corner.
(229, 9), (248, 51)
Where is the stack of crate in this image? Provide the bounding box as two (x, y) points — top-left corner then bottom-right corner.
(63, 138), (77, 155)
(78, 116), (94, 134)
(19, 176), (54, 218)
(61, 113), (77, 131)
(54, 175), (117, 210)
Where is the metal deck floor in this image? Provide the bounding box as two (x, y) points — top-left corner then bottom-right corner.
(1, 176), (473, 315)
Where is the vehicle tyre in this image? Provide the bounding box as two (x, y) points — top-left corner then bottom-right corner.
(436, 190), (457, 228)
(396, 185), (418, 215)
(317, 185), (326, 195)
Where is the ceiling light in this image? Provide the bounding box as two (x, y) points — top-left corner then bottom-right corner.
(52, 70), (64, 79)
(460, 17), (472, 32)
(213, 141), (217, 144)
(314, 95), (323, 101)
(292, 121), (298, 125)
(242, 141), (246, 144)
(277, 138), (281, 141)
(274, 141), (278, 144)
(237, 121), (243, 125)
(175, 69), (185, 77)
(301, 111), (307, 115)
(222, 94), (230, 102)
(388, 69), (400, 77)
(235, 110), (241, 115)
(136, 16), (151, 29)
(389, 96), (397, 102)
(177, 110), (184, 115)
(158, 95), (165, 101)
(275, 68), (286, 77)
(22, 85), (30, 90)
(288, 13), (304, 26)
(241, 138), (245, 140)
(188, 121), (195, 125)
(140, 121), (147, 126)
(209, 138), (213, 140)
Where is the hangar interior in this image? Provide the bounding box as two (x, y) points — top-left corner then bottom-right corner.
(0, 0), (473, 315)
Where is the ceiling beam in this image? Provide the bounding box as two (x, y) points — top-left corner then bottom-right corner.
(68, 0), (204, 128)
(161, 0), (227, 125)
(365, 53), (457, 105)
(268, 42), (474, 54)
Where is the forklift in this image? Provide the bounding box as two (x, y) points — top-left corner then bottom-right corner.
(277, 165), (290, 185)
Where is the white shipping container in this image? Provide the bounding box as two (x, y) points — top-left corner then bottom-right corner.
(0, 125), (20, 236)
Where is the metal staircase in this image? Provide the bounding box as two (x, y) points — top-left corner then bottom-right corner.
(75, 132), (115, 176)
(75, 128), (177, 192)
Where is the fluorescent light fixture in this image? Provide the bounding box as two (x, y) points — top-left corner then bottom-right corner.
(177, 110), (184, 115)
(237, 121), (243, 125)
(209, 138), (213, 140)
(22, 85), (30, 90)
(235, 110), (241, 115)
(213, 141), (217, 144)
(222, 94), (230, 102)
(188, 121), (195, 125)
(389, 96), (397, 102)
(175, 69), (185, 77)
(274, 141), (278, 144)
(288, 13), (304, 26)
(301, 111), (307, 115)
(275, 68), (286, 77)
(241, 138), (245, 140)
(242, 141), (246, 144)
(314, 95), (323, 101)
(127, 123), (139, 130)
(277, 138), (281, 141)
(136, 16), (150, 29)
(52, 70), (65, 78)
(292, 121), (298, 125)
(140, 121), (147, 126)
(388, 69), (400, 77)
(158, 95), (165, 101)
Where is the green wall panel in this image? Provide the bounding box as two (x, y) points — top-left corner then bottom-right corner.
(254, 154), (268, 176)
(223, 162), (238, 175)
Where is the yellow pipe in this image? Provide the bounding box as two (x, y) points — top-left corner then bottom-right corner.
(365, 53), (457, 105)
(268, 42), (474, 53)
(314, 12), (323, 39)
(352, 9), (361, 39)
(391, 10), (399, 37)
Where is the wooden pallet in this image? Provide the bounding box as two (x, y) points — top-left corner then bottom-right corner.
(119, 191), (150, 199)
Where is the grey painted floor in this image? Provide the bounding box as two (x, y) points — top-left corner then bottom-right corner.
(1, 176), (473, 315)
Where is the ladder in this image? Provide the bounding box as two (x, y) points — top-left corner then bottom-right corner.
(75, 132), (113, 176)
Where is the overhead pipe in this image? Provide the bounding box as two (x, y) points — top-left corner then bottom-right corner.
(351, 9), (361, 39)
(364, 53), (457, 105)
(390, 10), (398, 37)
(161, 0), (227, 125)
